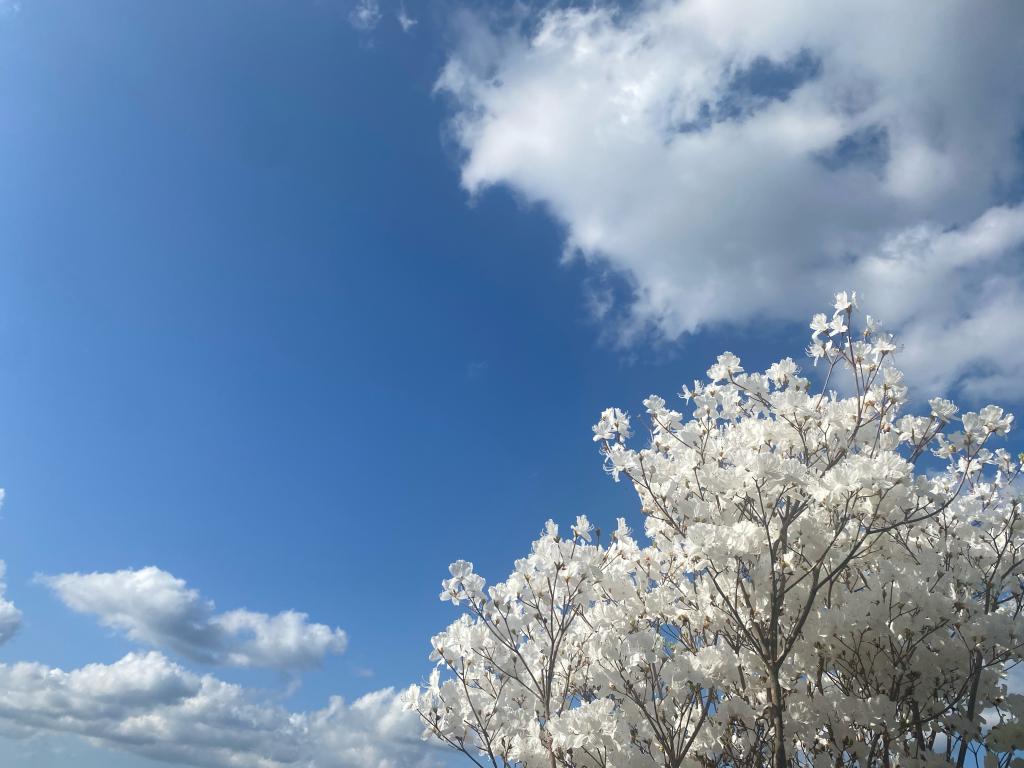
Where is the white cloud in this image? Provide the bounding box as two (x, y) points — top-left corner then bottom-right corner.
(851, 204), (1024, 397)
(438, 0), (1024, 399)
(41, 567), (347, 670)
(8, 563), (437, 766)
(349, 0), (382, 32)
(0, 562), (21, 646)
(397, 5), (418, 33)
(0, 651), (439, 768)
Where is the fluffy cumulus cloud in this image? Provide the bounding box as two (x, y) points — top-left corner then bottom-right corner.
(41, 566), (347, 669)
(0, 561), (22, 645)
(4, 565), (439, 766)
(439, 0), (1024, 398)
(0, 651), (439, 768)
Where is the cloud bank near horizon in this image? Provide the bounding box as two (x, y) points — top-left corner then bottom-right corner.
(0, 564), (439, 768)
(0, 650), (438, 768)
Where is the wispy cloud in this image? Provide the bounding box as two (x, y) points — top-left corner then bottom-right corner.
(349, 0), (381, 33)
(397, 4), (418, 33)
(439, 0), (1024, 400)
(40, 566), (347, 670)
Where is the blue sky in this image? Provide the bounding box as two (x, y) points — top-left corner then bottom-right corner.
(0, 1), (1022, 766)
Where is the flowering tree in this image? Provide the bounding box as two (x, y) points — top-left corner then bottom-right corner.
(405, 294), (1024, 768)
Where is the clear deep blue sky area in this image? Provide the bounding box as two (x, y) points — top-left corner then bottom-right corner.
(0, 1), (1021, 766)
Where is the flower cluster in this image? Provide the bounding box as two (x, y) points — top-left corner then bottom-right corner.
(406, 294), (1023, 768)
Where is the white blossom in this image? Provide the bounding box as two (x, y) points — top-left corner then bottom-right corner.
(409, 293), (1022, 768)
